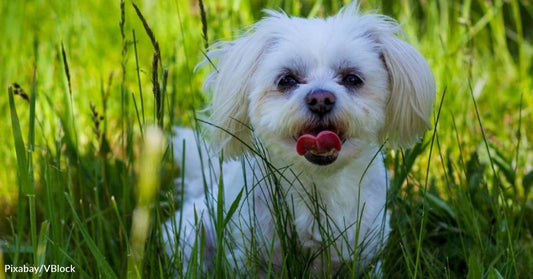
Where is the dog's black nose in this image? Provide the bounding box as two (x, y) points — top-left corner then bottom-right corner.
(305, 90), (336, 117)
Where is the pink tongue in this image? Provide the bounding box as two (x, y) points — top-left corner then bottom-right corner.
(296, 131), (342, 156)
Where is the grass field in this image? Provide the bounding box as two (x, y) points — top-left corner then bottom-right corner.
(1, 0), (532, 278)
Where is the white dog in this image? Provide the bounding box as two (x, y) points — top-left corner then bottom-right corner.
(164, 2), (435, 277)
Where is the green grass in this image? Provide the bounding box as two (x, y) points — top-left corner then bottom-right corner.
(1, 0), (532, 278)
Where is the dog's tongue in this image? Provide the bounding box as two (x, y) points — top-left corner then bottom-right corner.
(296, 131), (342, 156)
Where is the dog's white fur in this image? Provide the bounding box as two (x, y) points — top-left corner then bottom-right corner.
(164, 2), (435, 276)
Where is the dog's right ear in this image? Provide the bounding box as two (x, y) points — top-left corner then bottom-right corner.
(202, 28), (272, 159)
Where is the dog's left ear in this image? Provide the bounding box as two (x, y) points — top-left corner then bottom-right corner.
(337, 4), (435, 147)
(377, 33), (436, 148)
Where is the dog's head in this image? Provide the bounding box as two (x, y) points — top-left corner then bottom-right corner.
(203, 3), (435, 167)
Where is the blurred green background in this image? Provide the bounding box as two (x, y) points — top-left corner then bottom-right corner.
(0, 0), (532, 277)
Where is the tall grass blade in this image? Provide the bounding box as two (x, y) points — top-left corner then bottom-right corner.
(8, 86), (29, 192)
(65, 193), (117, 278)
(132, 3), (160, 55)
(8, 85), (29, 267)
(198, 0), (209, 49)
(132, 29), (146, 125)
(34, 221), (50, 278)
(61, 43), (72, 96)
(131, 91), (144, 137)
(413, 87), (446, 279)
(160, 69), (168, 129)
(132, 2), (164, 127)
(28, 54), (39, 270)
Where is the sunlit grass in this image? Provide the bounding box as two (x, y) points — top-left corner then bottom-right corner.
(1, 0), (532, 278)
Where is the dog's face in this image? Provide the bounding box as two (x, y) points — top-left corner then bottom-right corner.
(248, 19), (389, 166)
(205, 5), (435, 168)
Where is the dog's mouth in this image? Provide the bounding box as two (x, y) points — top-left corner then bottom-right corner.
(295, 127), (345, 166)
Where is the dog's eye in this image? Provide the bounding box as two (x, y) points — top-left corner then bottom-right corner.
(342, 74), (363, 88)
(277, 75), (299, 90)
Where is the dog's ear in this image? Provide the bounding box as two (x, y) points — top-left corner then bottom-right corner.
(378, 34), (436, 148)
(338, 7), (435, 148)
(203, 31), (271, 158)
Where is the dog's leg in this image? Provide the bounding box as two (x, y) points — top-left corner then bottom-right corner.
(163, 127), (216, 275)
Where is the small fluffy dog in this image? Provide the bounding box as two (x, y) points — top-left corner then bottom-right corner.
(164, 2), (435, 277)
